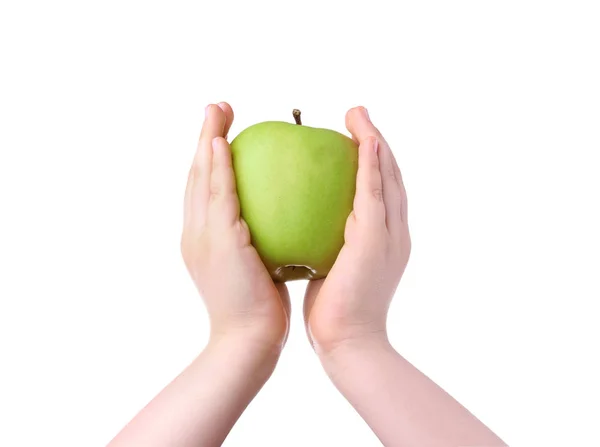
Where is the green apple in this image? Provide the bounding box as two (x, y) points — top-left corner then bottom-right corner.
(230, 110), (358, 282)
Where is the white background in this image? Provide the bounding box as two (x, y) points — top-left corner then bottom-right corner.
(1, 1), (599, 446)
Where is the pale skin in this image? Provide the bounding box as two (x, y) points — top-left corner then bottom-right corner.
(107, 103), (506, 447)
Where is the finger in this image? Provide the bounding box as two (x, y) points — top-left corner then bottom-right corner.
(275, 283), (292, 345)
(207, 137), (240, 226)
(217, 102), (235, 138)
(184, 105), (227, 229)
(201, 104), (228, 142)
(303, 279), (325, 346)
(345, 106), (387, 146)
(346, 107), (406, 190)
(346, 106), (404, 232)
(379, 145), (405, 230)
(353, 136), (385, 226)
(276, 283), (291, 323)
(346, 107), (399, 185)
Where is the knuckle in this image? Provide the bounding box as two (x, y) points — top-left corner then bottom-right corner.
(234, 219), (251, 246)
(237, 219), (249, 234)
(209, 182), (221, 201)
(209, 175), (236, 201)
(387, 166), (397, 182)
(372, 187), (384, 202)
(393, 164), (402, 182)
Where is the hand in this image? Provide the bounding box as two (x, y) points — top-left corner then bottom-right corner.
(108, 104), (291, 447)
(299, 108), (503, 447)
(181, 102), (290, 351)
(304, 106), (411, 353)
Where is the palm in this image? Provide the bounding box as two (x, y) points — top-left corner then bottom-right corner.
(304, 232), (390, 349)
(242, 241), (291, 335)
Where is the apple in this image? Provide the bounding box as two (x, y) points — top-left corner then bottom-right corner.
(230, 110), (358, 282)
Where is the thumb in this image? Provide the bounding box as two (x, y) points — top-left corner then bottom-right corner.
(303, 279), (325, 345)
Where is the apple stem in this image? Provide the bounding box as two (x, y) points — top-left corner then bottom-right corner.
(293, 109), (302, 125)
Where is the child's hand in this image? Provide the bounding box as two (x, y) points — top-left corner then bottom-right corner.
(108, 104), (291, 447)
(304, 106), (411, 353)
(181, 103), (290, 350)
(301, 109), (503, 446)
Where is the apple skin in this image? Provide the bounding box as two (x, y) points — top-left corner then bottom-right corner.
(230, 121), (358, 282)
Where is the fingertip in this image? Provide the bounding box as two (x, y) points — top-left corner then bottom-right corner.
(217, 101), (233, 116)
(217, 102), (234, 136)
(345, 106), (369, 133)
(204, 103), (216, 118)
(205, 103), (226, 123)
(217, 102), (234, 121)
(211, 136), (228, 153)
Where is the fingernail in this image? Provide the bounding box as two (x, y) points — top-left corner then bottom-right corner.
(205, 104), (211, 118)
(363, 107), (370, 122)
(373, 138), (379, 154)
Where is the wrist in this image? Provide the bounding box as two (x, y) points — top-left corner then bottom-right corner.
(210, 315), (288, 354)
(308, 309), (389, 359)
(315, 331), (394, 371)
(208, 327), (284, 366)
(195, 334), (280, 392)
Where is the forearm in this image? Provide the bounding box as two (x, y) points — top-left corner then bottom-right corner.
(319, 337), (505, 447)
(108, 335), (280, 447)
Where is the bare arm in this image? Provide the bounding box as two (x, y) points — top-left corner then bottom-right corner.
(108, 336), (279, 447)
(319, 336), (505, 447)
